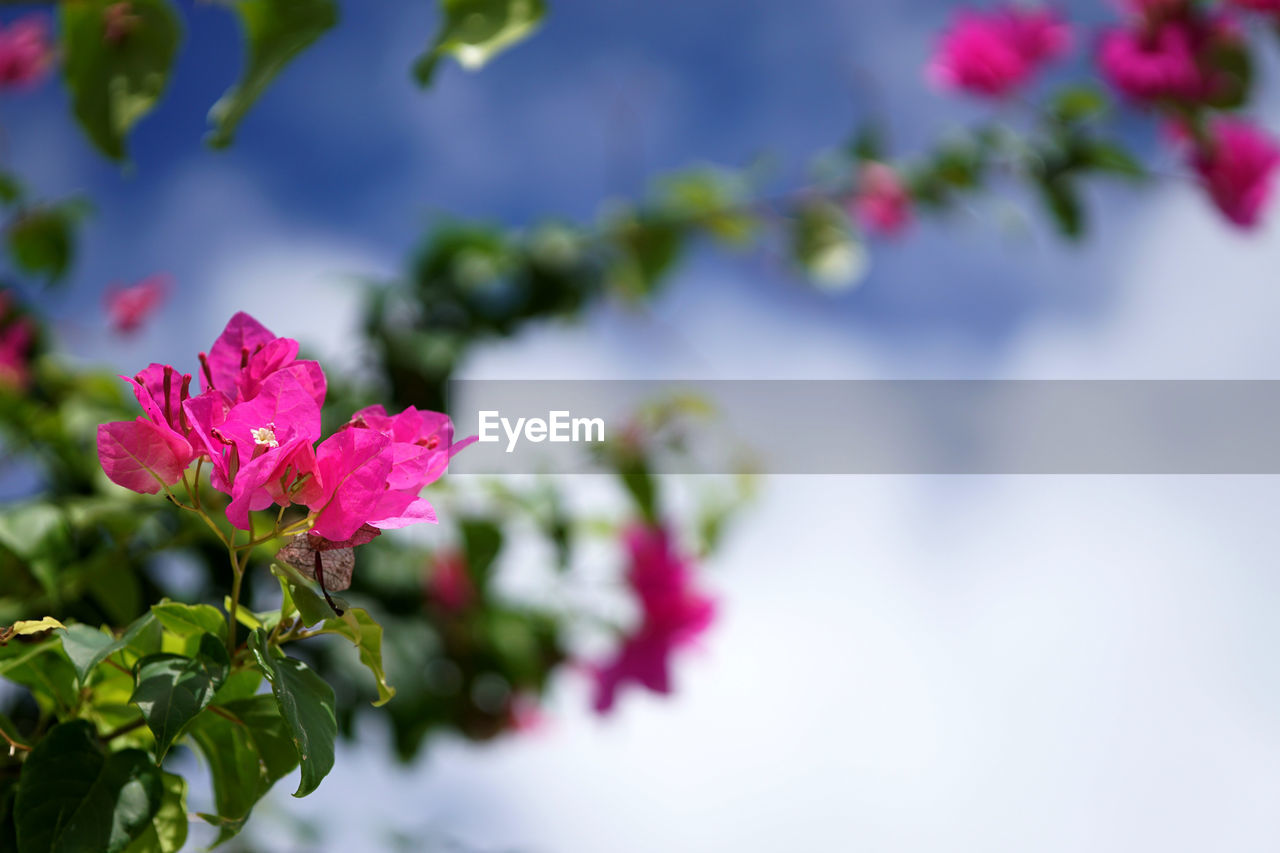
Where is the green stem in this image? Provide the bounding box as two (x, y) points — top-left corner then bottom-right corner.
(226, 533), (246, 658)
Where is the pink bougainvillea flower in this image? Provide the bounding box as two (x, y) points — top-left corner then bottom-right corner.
(346, 404), (476, 493)
(1098, 13), (1244, 105)
(0, 16), (52, 90)
(100, 310), (467, 543)
(198, 311), (325, 408)
(426, 551), (474, 612)
(301, 427), (395, 542)
(105, 274), (169, 335)
(0, 293), (33, 390)
(591, 524), (716, 714)
(1188, 118), (1280, 229)
(927, 6), (1072, 98)
(97, 418), (193, 494)
(852, 162), (913, 237)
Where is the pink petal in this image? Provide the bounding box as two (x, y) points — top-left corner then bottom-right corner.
(307, 429), (393, 541)
(366, 490), (437, 530)
(201, 312), (277, 394)
(98, 418), (193, 494)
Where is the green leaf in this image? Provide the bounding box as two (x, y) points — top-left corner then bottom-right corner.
(59, 614), (155, 686)
(0, 636), (79, 714)
(1079, 141), (1146, 180)
(207, 0), (339, 148)
(187, 703), (292, 847)
(6, 205), (82, 285)
(1037, 174), (1084, 239)
(149, 602), (226, 642)
(59, 0), (183, 161)
(186, 695), (296, 847)
(13, 720), (163, 853)
(247, 629), (336, 797)
(460, 518), (502, 592)
(129, 633), (230, 761)
(312, 608), (396, 706)
(1051, 85), (1108, 123)
(619, 459), (657, 524)
(415, 0), (546, 86)
(271, 562), (345, 627)
(121, 773), (186, 853)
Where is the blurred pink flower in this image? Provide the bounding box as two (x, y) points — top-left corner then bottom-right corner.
(426, 551), (474, 612)
(0, 293), (33, 391)
(0, 16), (52, 90)
(105, 274), (169, 335)
(927, 6), (1072, 98)
(1098, 15), (1242, 104)
(852, 162), (913, 237)
(1189, 118), (1280, 228)
(1226, 0), (1280, 13)
(592, 524), (716, 714)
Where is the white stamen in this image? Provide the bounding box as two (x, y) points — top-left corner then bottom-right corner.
(251, 426), (279, 448)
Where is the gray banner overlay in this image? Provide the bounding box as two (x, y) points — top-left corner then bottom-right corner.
(445, 380), (1280, 474)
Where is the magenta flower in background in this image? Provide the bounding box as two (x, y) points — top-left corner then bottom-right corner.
(1226, 0), (1280, 13)
(1097, 15), (1239, 104)
(426, 551), (474, 613)
(105, 274), (169, 335)
(853, 162), (913, 237)
(0, 292), (33, 391)
(1189, 119), (1280, 228)
(927, 6), (1072, 98)
(592, 524), (716, 714)
(99, 311), (468, 540)
(0, 16), (52, 90)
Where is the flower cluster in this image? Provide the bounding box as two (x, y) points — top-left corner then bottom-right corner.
(0, 290), (33, 390)
(927, 6), (1072, 98)
(0, 15), (52, 90)
(591, 524), (715, 714)
(1097, 0), (1280, 228)
(1099, 0), (1244, 104)
(97, 312), (473, 542)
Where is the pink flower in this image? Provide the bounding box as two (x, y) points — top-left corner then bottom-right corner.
(1189, 118), (1280, 228)
(852, 162), (913, 236)
(426, 551), (474, 612)
(0, 292), (33, 391)
(0, 16), (52, 90)
(1226, 0), (1280, 13)
(1098, 15), (1243, 104)
(928, 6), (1072, 98)
(591, 524), (716, 714)
(100, 311), (468, 546)
(105, 274), (169, 335)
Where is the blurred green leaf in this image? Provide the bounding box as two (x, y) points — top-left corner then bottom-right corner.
(6, 204), (84, 285)
(130, 632), (230, 760)
(208, 0), (339, 148)
(1051, 85), (1108, 123)
(415, 0), (546, 86)
(247, 629), (336, 798)
(14, 721), (163, 853)
(59, 0), (182, 161)
(1037, 174), (1084, 239)
(1079, 141), (1146, 179)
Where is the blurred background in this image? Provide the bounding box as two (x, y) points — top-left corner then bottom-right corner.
(8, 0), (1280, 849)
